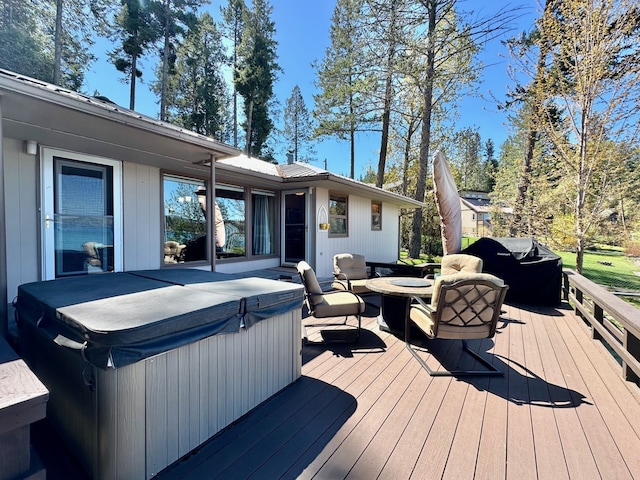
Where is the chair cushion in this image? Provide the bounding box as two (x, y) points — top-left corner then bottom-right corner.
(441, 254), (483, 275)
(296, 261), (324, 306)
(333, 253), (368, 280)
(313, 291), (365, 317)
(331, 278), (371, 295)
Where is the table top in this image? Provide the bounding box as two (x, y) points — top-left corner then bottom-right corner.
(366, 276), (433, 297)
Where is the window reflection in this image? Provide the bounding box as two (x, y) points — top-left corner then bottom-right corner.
(216, 185), (246, 258)
(163, 175), (206, 263)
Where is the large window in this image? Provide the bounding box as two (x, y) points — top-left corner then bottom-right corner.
(163, 175), (206, 264)
(329, 193), (348, 236)
(162, 175), (277, 263)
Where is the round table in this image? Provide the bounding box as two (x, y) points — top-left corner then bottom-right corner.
(366, 276), (433, 333)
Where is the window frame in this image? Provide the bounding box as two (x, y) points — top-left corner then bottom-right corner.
(371, 200), (382, 231)
(328, 192), (349, 237)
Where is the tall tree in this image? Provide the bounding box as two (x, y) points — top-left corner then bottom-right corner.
(109, 0), (161, 110)
(50, 0), (111, 89)
(160, 12), (231, 141)
(0, 0), (53, 81)
(154, 0), (203, 121)
(234, 0), (279, 158)
(283, 85), (315, 163)
(313, 0), (376, 179)
(221, 0), (246, 148)
(405, 0), (514, 258)
(534, 0), (640, 273)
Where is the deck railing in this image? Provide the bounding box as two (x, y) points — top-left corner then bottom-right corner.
(563, 268), (640, 385)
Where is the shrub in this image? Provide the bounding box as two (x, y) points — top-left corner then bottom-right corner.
(624, 241), (640, 257)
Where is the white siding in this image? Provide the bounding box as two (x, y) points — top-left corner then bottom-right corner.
(122, 162), (162, 271)
(312, 187), (400, 278)
(4, 139), (39, 301)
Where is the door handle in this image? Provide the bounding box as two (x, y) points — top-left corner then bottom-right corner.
(45, 214), (52, 228)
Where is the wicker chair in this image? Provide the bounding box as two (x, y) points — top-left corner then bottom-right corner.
(406, 272), (508, 376)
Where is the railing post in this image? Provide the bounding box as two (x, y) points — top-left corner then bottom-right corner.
(593, 304), (603, 341)
(624, 331), (640, 384)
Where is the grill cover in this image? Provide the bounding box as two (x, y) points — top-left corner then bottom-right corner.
(461, 238), (562, 306)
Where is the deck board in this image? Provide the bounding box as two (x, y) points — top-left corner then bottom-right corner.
(33, 291), (640, 480)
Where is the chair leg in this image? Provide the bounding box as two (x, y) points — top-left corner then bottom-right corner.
(306, 314), (361, 344)
(405, 315), (502, 376)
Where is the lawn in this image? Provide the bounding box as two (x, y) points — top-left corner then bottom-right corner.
(555, 249), (640, 291)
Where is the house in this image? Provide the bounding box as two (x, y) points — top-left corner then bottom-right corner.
(0, 68), (423, 337)
(459, 190), (495, 237)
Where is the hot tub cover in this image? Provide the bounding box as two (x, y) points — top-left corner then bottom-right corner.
(16, 273), (243, 369)
(130, 269), (304, 328)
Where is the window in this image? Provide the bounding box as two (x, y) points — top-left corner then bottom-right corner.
(216, 184), (246, 258)
(329, 193), (348, 236)
(41, 149), (123, 279)
(252, 190), (276, 256)
(163, 175), (206, 264)
(371, 201), (382, 230)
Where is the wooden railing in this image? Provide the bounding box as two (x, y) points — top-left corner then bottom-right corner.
(563, 268), (640, 384)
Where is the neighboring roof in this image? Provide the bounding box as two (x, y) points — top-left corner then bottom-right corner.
(216, 156), (424, 209)
(0, 69), (239, 175)
(460, 196), (492, 213)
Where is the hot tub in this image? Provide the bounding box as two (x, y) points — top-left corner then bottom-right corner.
(16, 271), (304, 479)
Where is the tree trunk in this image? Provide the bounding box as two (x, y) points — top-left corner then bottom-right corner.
(376, 0), (397, 188)
(54, 0), (63, 85)
(129, 52), (137, 111)
(159, 0), (171, 121)
(245, 98), (253, 155)
(409, 0), (436, 259)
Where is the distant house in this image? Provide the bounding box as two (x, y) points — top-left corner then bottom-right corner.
(0, 69), (423, 335)
(459, 190), (494, 237)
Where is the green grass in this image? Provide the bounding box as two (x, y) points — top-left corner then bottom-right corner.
(555, 250), (640, 291)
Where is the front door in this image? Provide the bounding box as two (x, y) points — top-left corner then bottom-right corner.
(282, 191), (308, 265)
(41, 148), (122, 279)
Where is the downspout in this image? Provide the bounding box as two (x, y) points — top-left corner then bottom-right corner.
(0, 95), (7, 338)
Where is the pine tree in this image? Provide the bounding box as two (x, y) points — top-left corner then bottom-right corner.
(313, 0), (376, 179)
(234, 0), (279, 158)
(108, 0), (162, 110)
(221, 0), (246, 148)
(161, 12), (231, 141)
(283, 85), (315, 163)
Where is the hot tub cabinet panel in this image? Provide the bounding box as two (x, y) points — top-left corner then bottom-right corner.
(16, 272), (303, 480)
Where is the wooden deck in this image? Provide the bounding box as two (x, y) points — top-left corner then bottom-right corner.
(33, 294), (640, 479)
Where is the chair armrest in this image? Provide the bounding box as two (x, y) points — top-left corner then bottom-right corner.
(410, 295), (435, 313)
(331, 272), (352, 289)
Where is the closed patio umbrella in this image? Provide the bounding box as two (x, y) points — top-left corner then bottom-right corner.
(432, 150), (461, 255)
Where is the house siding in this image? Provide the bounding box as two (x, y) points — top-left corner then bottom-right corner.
(313, 187), (400, 278)
(122, 162), (162, 271)
(4, 139), (39, 301)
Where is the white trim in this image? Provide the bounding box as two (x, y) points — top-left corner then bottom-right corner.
(41, 147), (123, 279)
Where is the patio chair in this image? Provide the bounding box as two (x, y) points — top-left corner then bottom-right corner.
(297, 261), (365, 343)
(406, 272), (508, 376)
(331, 253), (375, 295)
(440, 253), (483, 275)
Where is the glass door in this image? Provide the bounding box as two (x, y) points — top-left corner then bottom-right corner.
(281, 191), (308, 265)
(42, 149), (122, 279)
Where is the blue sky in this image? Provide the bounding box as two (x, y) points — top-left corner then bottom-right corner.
(83, 0), (539, 179)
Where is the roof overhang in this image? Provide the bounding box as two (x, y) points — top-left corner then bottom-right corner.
(0, 70), (240, 176)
